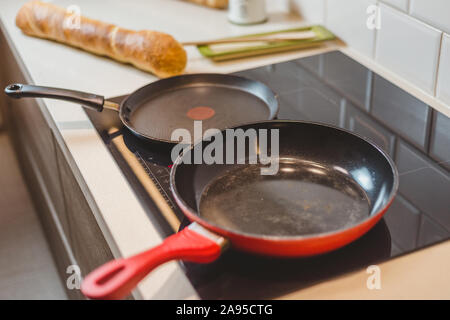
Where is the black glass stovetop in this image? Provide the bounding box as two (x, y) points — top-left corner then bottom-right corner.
(86, 50), (450, 299)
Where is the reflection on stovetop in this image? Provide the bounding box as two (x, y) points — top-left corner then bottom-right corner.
(86, 50), (450, 299)
(179, 218), (391, 299)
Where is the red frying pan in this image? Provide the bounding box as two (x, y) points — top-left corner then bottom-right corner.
(81, 121), (398, 299)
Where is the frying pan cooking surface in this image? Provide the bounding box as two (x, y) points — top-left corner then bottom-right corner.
(129, 84), (271, 142)
(5, 74), (278, 144)
(173, 120), (398, 242)
(198, 161), (370, 237)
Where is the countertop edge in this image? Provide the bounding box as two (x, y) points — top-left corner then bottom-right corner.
(0, 16), (199, 301)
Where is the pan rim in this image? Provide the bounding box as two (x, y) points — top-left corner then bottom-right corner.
(169, 119), (399, 242)
(118, 73), (279, 144)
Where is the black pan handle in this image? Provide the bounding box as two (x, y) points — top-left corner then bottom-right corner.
(4, 83), (106, 112)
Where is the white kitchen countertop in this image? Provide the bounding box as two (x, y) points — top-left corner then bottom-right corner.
(1, 0), (449, 300)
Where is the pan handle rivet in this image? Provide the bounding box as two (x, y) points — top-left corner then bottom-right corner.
(7, 84), (21, 91)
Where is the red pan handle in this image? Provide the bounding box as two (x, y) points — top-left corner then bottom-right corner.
(81, 223), (226, 300)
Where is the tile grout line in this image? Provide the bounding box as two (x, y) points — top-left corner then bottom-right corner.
(433, 33), (445, 97)
(424, 107), (434, 155)
(372, 1), (379, 60)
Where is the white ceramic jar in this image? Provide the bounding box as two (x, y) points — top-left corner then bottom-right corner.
(228, 0), (267, 25)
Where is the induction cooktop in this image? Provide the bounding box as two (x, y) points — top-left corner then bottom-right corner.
(85, 50), (450, 299)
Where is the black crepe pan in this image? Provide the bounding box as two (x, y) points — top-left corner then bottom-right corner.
(4, 74), (278, 144)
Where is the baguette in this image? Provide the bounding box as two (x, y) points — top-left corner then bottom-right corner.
(185, 0), (228, 9)
(15, 1), (187, 78)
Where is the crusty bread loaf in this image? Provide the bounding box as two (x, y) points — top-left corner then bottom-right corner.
(185, 0), (228, 9)
(16, 1), (187, 78)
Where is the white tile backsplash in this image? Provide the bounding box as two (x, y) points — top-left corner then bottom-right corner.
(410, 0), (450, 34)
(436, 34), (450, 104)
(380, 0), (409, 12)
(289, 0), (325, 23)
(278, 0), (450, 113)
(325, 0), (376, 57)
(375, 4), (442, 94)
